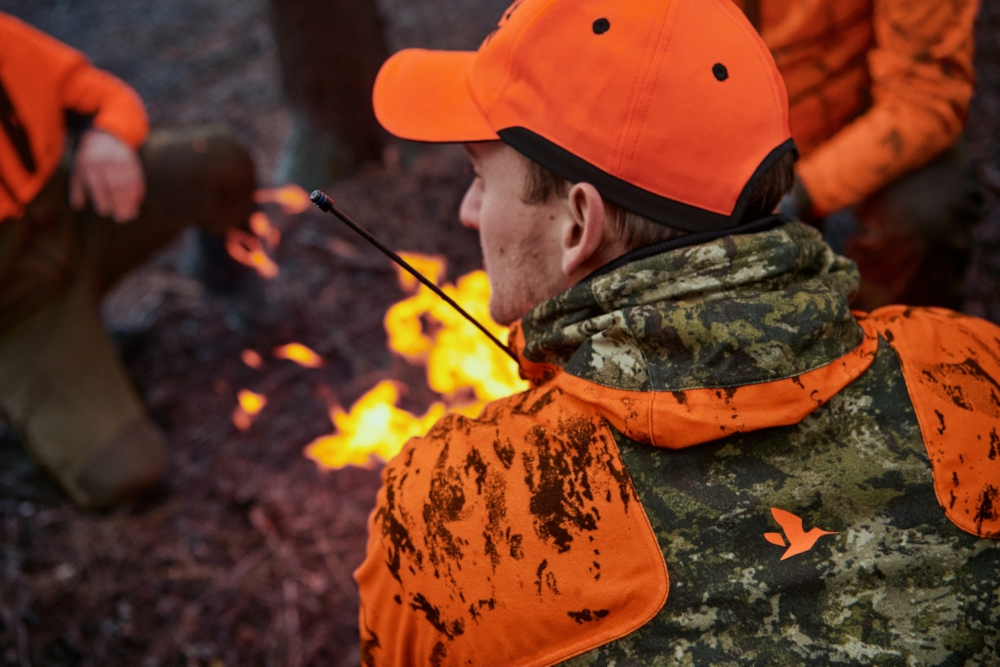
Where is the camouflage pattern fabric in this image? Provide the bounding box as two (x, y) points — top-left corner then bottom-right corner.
(521, 222), (863, 391)
(561, 338), (999, 666)
(358, 222), (999, 665)
(530, 222), (998, 664)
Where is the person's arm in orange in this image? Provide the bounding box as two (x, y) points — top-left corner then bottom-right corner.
(795, 0), (979, 217)
(52, 29), (149, 222)
(57, 52), (149, 151)
(1, 13), (149, 221)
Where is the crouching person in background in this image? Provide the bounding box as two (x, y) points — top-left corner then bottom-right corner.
(0, 12), (259, 509)
(737, 0), (984, 310)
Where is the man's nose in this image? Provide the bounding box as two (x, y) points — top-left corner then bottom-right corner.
(459, 183), (481, 230)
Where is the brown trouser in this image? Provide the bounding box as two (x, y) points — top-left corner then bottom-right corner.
(822, 141), (983, 311)
(0, 123), (255, 508)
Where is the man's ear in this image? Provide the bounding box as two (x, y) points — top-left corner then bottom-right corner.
(561, 182), (607, 278)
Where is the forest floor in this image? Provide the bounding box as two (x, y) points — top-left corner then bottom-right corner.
(0, 1), (999, 666)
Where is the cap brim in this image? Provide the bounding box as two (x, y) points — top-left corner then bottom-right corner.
(373, 49), (498, 143)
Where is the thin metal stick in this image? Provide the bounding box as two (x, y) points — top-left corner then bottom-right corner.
(310, 190), (519, 363)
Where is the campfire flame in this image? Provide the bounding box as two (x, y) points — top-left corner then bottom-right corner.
(395, 251), (447, 294)
(305, 382), (446, 469)
(274, 343), (324, 368)
(249, 212), (281, 250)
(254, 184), (312, 214)
(307, 253), (527, 470)
(225, 229), (280, 279)
(233, 389), (267, 431)
(385, 254), (526, 407)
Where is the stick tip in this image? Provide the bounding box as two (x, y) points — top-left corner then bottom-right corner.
(310, 190), (333, 212)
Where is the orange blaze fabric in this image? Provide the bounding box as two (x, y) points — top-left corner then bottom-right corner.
(868, 307), (1000, 540)
(354, 388), (669, 667)
(0, 12), (148, 223)
(358, 307), (1000, 664)
(516, 308), (1000, 540)
(373, 0), (791, 223)
(519, 321), (881, 450)
(731, 0), (979, 214)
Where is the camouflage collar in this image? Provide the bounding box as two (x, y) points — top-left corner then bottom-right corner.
(518, 222), (864, 391)
(583, 213), (792, 283)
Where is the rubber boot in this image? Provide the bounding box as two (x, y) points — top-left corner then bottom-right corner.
(0, 272), (166, 510)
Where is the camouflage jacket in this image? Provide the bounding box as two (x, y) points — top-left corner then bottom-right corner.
(355, 222), (1000, 667)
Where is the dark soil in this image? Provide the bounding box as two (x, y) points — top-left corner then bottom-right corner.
(0, 1), (998, 666)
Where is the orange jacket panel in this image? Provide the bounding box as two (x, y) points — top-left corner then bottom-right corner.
(0, 12), (148, 222)
(354, 387), (669, 667)
(868, 306), (1000, 540)
(733, 0), (979, 214)
(513, 318), (881, 450)
(518, 308), (1000, 541)
(358, 304), (1000, 664)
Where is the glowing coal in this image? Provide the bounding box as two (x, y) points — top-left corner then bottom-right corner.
(274, 343), (324, 368)
(241, 349), (264, 369)
(233, 389), (267, 431)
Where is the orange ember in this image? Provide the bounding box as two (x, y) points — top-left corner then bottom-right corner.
(254, 184), (312, 214)
(305, 382), (446, 469)
(274, 343), (324, 368)
(239, 390), (266, 414)
(249, 211), (281, 250)
(241, 349), (264, 369)
(225, 229), (279, 279)
(233, 389), (267, 431)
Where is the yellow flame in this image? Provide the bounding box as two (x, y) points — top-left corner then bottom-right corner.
(241, 349), (264, 369)
(394, 252), (446, 294)
(306, 256), (528, 471)
(305, 382), (446, 469)
(385, 267), (527, 408)
(274, 343), (323, 368)
(426, 271), (525, 405)
(225, 229), (279, 279)
(383, 285), (438, 359)
(254, 184), (312, 215)
(249, 211), (281, 250)
(233, 389), (267, 431)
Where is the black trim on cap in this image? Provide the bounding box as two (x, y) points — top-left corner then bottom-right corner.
(497, 126), (798, 233)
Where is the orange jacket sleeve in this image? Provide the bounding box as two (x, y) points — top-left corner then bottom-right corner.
(0, 13), (148, 220)
(59, 58), (149, 150)
(796, 0), (979, 215)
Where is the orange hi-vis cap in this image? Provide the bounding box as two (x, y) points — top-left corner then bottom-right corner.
(373, 0), (796, 232)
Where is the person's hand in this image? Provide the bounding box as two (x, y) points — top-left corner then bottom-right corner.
(69, 128), (146, 223)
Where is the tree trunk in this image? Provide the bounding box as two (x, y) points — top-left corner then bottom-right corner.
(268, 0), (389, 187)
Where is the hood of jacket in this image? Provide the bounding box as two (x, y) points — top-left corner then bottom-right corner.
(509, 222), (877, 448)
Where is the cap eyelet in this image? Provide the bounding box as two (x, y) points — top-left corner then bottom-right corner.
(713, 63), (729, 81)
(593, 18), (610, 35)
